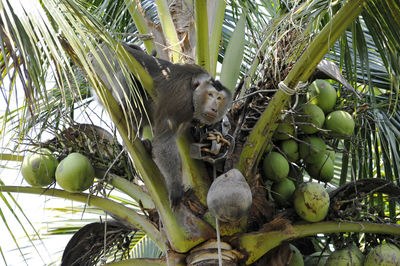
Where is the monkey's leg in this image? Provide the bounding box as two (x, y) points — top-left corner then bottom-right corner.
(152, 133), (183, 208)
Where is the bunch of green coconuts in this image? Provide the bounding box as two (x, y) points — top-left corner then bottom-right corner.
(305, 243), (400, 266)
(21, 149), (94, 193)
(282, 244), (390, 266)
(263, 79), (355, 220)
(262, 79), (352, 265)
(262, 80), (400, 265)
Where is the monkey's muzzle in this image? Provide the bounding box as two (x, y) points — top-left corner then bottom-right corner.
(203, 112), (217, 121)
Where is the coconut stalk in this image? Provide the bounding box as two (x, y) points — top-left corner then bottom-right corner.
(208, 0), (226, 77)
(234, 220), (400, 264)
(177, 137), (211, 206)
(195, 0), (210, 70)
(125, 0), (156, 54)
(237, 0), (367, 177)
(155, 0), (182, 62)
(108, 174), (155, 209)
(0, 154), (23, 162)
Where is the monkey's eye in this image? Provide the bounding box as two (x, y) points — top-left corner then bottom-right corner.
(208, 93), (213, 97)
(217, 96), (222, 100)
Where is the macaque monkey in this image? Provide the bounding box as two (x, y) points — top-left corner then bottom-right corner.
(91, 43), (232, 207)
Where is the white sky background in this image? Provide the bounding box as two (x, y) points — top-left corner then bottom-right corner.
(0, 108), (66, 265)
(0, 1), (149, 264)
(0, 83), (112, 265)
(0, 94), (103, 265)
(0, 55), (104, 266)
(0, 3), (112, 264)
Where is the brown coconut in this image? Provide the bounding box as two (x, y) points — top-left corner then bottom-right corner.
(207, 169), (252, 223)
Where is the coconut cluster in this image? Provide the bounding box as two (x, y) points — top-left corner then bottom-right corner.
(21, 149), (95, 193)
(299, 80), (354, 183)
(307, 242), (400, 265)
(261, 79), (356, 223)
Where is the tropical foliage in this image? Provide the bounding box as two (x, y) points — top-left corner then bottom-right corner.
(0, 0), (399, 265)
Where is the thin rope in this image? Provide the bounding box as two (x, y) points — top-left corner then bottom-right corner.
(216, 217), (222, 266)
(213, 164), (223, 266)
(278, 81), (308, 95)
(165, 249), (170, 266)
(100, 213), (107, 264)
(161, 216), (170, 266)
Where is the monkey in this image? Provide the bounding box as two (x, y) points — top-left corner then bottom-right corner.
(90, 43), (232, 207)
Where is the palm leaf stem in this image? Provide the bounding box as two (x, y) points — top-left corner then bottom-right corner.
(236, 221), (400, 264)
(0, 186), (166, 249)
(109, 174), (155, 209)
(125, 0), (157, 53)
(194, 0), (210, 71)
(208, 0), (226, 77)
(154, 0), (181, 62)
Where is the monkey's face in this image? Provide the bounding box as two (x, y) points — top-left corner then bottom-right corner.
(193, 82), (232, 125)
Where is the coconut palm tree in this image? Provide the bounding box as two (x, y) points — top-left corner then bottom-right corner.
(1, 0), (400, 264)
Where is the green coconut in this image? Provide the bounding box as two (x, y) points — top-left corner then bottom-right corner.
(289, 244), (304, 266)
(364, 243), (400, 266)
(326, 246), (364, 266)
(325, 110), (355, 137)
(56, 153), (95, 192)
(306, 154), (334, 182)
(271, 178), (296, 207)
(262, 152), (289, 182)
(294, 182), (330, 222)
(21, 148), (58, 187)
(298, 104), (325, 134)
(307, 79), (337, 113)
(299, 136), (327, 163)
(280, 139), (299, 162)
(273, 121), (295, 140)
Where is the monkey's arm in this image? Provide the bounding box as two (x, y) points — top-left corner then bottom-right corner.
(152, 122), (184, 207)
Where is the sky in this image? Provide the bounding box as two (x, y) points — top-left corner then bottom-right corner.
(0, 78), (105, 265)
(0, 170), (77, 265)
(0, 3), (122, 259)
(0, 112), (101, 265)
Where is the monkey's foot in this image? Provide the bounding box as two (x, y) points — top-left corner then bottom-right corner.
(206, 131), (231, 146)
(169, 187), (183, 209)
(142, 139), (152, 154)
(197, 131), (231, 155)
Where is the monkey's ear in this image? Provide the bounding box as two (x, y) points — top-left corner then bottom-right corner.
(192, 75), (212, 89)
